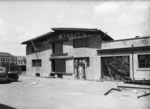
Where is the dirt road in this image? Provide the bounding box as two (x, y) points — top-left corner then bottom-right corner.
(0, 76), (150, 109)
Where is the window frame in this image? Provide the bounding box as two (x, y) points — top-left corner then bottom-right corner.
(73, 38), (89, 48)
(32, 59), (42, 67)
(138, 54), (150, 68)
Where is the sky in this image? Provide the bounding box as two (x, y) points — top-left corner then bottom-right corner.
(0, 0), (150, 56)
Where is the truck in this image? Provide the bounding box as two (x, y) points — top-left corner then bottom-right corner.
(0, 66), (19, 83)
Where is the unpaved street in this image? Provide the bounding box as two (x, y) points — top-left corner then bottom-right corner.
(0, 76), (150, 109)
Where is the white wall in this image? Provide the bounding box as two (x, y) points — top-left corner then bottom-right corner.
(26, 41), (52, 77)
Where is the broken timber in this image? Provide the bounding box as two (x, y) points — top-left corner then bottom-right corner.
(137, 93), (150, 99)
(31, 40), (39, 59)
(117, 84), (150, 90)
(104, 88), (121, 96)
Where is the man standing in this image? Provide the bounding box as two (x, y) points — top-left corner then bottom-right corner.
(82, 59), (86, 80)
(74, 59), (79, 79)
(78, 60), (83, 79)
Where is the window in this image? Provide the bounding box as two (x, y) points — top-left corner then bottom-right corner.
(24, 59), (26, 64)
(138, 54), (150, 68)
(32, 59), (42, 67)
(73, 38), (89, 48)
(20, 60), (22, 64)
(18, 60), (20, 64)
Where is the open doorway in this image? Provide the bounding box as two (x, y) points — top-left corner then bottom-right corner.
(51, 59), (66, 73)
(101, 56), (130, 81)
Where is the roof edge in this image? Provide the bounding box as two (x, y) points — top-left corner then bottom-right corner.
(102, 36), (150, 43)
(21, 32), (52, 44)
(51, 27), (99, 31)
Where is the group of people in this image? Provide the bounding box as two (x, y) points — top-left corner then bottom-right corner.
(74, 59), (86, 80)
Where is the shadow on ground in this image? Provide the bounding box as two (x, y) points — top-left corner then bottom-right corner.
(0, 80), (22, 84)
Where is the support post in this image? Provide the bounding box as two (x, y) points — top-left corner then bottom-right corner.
(131, 45), (135, 83)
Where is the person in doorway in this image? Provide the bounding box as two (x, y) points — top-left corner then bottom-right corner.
(78, 60), (83, 79)
(82, 59), (87, 80)
(74, 59), (79, 79)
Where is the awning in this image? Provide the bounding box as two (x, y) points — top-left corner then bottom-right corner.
(49, 56), (73, 60)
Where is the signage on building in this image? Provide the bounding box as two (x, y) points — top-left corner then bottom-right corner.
(49, 32), (87, 43)
(58, 32), (86, 40)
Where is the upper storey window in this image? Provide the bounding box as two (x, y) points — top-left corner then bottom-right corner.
(73, 38), (89, 48)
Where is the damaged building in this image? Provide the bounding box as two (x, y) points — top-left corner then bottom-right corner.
(98, 36), (150, 81)
(22, 28), (150, 81)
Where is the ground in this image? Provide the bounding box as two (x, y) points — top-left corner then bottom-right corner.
(0, 76), (150, 109)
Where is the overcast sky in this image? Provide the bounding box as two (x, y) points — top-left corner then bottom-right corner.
(0, 0), (150, 56)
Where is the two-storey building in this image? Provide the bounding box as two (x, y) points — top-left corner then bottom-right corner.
(22, 28), (112, 80)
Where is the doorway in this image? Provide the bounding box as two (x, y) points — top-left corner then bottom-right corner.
(51, 59), (66, 72)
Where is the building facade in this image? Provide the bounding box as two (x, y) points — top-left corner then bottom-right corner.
(0, 52), (17, 65)
(16, 56), (26, 73)
(98, 36), (150, 81)
(16, 56), (26, 66)
(22, 28), (112, 80)
(22, 27), (150, 81)
(0, 52), (26, 73)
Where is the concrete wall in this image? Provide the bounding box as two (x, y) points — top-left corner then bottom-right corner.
(74, 35), (101, 57)
(102, 37), (150, 49)
(26, 41), (52, 77)
(63, 41), (74, 56)
(66, 59), (74, 73)
(73, 35), (102, 80)
(133, 51), (150, 80)
(63, 35), (102, 80)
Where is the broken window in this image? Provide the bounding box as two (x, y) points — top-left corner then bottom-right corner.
(138, 54), (150, 68)
(32, 59), (42, 67)
(101, 56), (130, 81)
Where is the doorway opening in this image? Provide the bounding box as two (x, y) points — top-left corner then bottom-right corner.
(51, 59), (66, 73)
